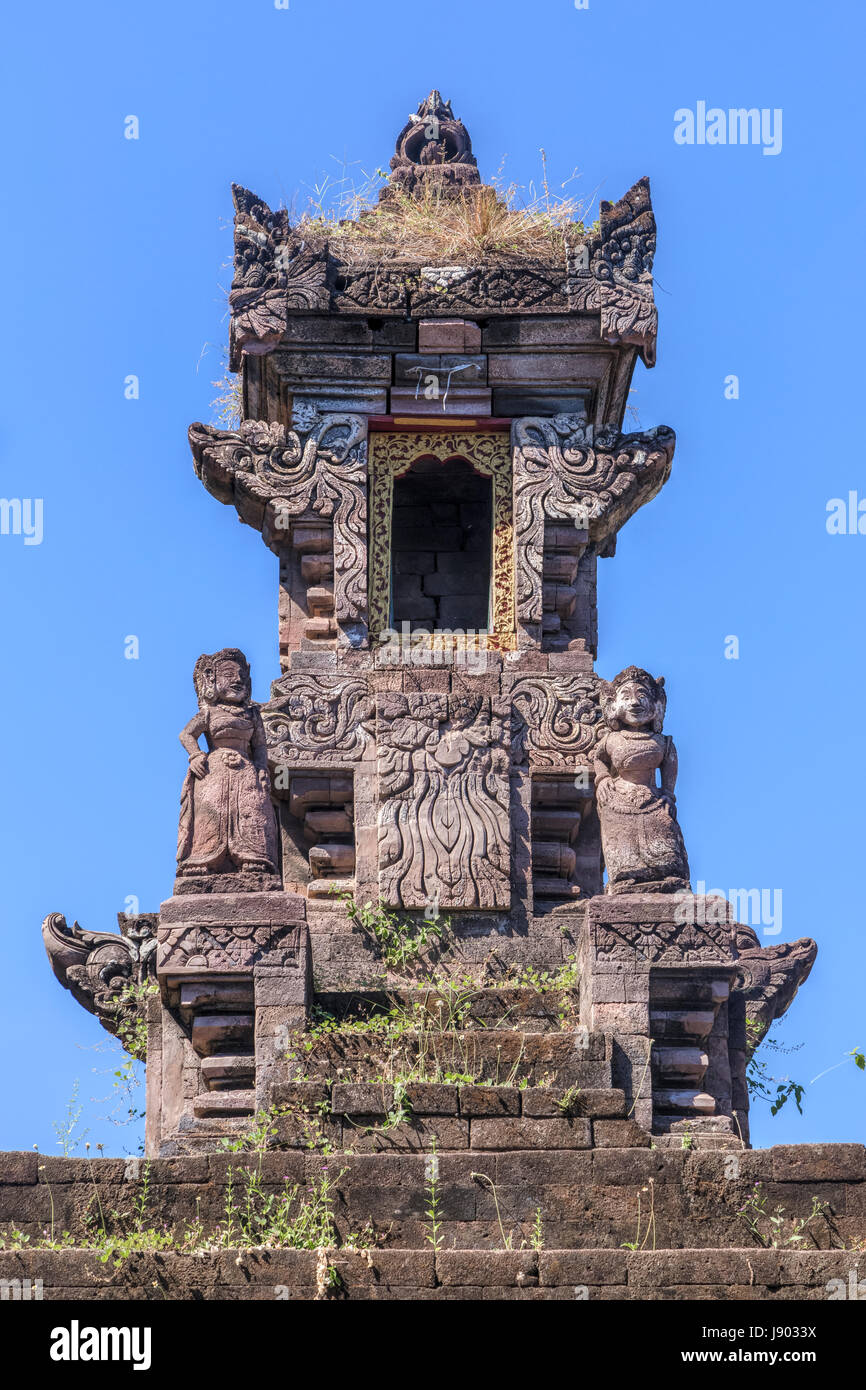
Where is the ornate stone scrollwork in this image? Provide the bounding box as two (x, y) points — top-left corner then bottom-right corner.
(512, 414), (675, 637)
(42, 912), (158, 1042)
(190, 412), (368, 646)
(368, 430), (514, 650)
(263, 672), (375, 767)
(510, 674), (603, 769)
(157, 922), (301, 973)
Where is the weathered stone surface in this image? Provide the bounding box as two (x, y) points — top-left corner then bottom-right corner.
(592, 1119), (651, 1148)
(42, 910), (157, 1043)
(771, 1144), (866, 1184)
(458, 1086), (521, 1117)
(470, 1118), (592, 1150)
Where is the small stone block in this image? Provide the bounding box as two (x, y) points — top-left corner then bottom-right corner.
(458, 1086), (521, 1117)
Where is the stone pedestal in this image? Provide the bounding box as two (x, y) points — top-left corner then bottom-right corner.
(578, 893), (750, 1141)
(149, 892), (310, 1155)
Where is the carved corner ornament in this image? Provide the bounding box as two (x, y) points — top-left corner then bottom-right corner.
(229, 184), (330, 364)
(736, 936), (818, 1055)
(42, 911), (158, 1041)
(189, 413), (368, 648)
(569, 177), (659, 366)
(512, 415), (675, 638)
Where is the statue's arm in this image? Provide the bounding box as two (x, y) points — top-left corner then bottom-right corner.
(180, 713), (209, 777)
(179, 712), (207, 757)
(251, 708), (271, 779)
(592, 735), (614, 806)
(660, 735), (678, 804)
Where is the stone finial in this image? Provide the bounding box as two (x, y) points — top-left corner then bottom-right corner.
(384, 90), (481, 200)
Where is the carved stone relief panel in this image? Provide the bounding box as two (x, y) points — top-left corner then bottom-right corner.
(376, 692), (511, 910)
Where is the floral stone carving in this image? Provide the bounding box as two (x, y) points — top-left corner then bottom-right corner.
(510, 673), (603, 769)
(593, 667), (690, 895)
(377, 692), (511, 911)
(176, 648), (279, 892)
(263, 672), (375, 768)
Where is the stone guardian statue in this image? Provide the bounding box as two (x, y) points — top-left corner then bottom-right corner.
(176, 648), (278, 886)
(592, 666), (689, 894)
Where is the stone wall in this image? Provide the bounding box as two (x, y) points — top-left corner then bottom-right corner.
(2, 1145), (863, 1269)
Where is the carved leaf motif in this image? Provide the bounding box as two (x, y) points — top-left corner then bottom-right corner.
(158, 924), (299, 971)
(594, 918), (734, 965)
(410, 261), (569, 315)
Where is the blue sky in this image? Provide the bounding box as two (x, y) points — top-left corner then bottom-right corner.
(0, 0), (862, 1154)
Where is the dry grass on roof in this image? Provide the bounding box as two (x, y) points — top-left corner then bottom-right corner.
(295, 160), (598, 264)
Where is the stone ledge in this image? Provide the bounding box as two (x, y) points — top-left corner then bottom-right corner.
(0, 1247), (857, 1301)
(2, 1147), (861, 1255)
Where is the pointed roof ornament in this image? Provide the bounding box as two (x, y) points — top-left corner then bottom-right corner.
(383, 89), (481, 200)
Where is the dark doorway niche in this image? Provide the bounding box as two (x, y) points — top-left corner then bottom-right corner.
(391, 455), (492, 632)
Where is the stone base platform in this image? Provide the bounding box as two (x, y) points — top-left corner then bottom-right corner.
(1, 1144), (862, 1299)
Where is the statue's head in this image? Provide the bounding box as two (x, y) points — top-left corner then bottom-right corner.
(602, 666), (666, 733)
(193, 648), (252, 709)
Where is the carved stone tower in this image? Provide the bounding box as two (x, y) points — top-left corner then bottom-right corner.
(45, 92), (815, 1157)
